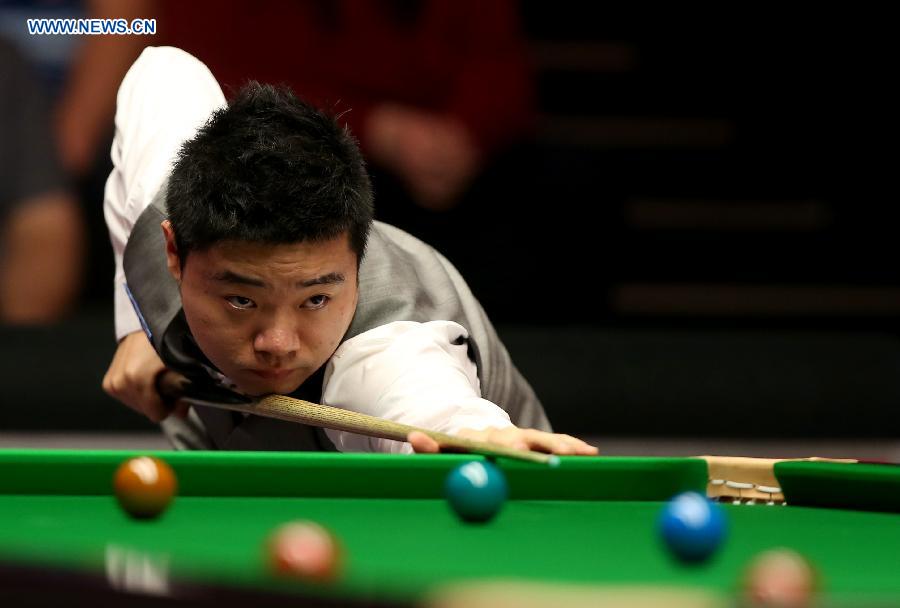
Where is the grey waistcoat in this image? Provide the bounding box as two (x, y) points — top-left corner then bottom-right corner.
(123, 186), (551, 451)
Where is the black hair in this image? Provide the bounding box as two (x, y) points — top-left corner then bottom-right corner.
(166, 82), (374, 264)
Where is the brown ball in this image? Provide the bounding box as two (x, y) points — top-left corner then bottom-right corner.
(743, 548), (817, 607)
(113, 456), (177, 519)
(266, 521), (343, 582)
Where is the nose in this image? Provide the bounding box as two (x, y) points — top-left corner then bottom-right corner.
(253, 322), (300, 364)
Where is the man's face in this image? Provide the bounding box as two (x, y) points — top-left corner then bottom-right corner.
(162, 222), (359, 396)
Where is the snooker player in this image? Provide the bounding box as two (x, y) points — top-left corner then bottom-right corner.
(102, 46), (596, 456)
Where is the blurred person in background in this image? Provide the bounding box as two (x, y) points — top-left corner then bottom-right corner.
(2, 0), (533, 320)
(158, 0), (533, 210)
(0, 0), (154, 319)
(0, 0), (156, 179)
(156, 0), (535, 281)
(53, 0), (156, 179)
(0, 38), (84, 323)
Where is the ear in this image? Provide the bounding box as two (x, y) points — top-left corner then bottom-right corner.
(161, 220), (183, 283)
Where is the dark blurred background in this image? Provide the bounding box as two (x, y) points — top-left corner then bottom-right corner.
(0, 2), (896, 446)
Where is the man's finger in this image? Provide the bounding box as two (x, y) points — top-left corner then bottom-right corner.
(408, 431), (440, 453)
(522, 430), (577, 455)
(575, 440), (600, 455)
(558, 435), (598, 455)
(140, 389), (173, 423)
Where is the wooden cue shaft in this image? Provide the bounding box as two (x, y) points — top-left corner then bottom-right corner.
(158, 372), (555, 464)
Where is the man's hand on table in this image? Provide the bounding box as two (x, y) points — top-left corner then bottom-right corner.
(102, 331), (188, 422)
(407, 428), (599, 456)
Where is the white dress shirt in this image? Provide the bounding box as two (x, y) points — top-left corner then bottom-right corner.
(104, 46), (513, 453)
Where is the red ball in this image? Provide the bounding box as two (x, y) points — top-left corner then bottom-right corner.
(267, 521), (342, 582)
(743, 548), (817, 607)
(113, 456), (177, 519)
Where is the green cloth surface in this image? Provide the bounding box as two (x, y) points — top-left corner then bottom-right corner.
(1, 450), (899, 603)
(777, 460), (900, 512)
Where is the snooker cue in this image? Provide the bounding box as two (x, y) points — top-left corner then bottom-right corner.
(156, 370), (558, 465)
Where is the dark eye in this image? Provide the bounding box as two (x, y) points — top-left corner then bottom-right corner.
(225, 295), (256, 310)
(304, 295), (330, 310)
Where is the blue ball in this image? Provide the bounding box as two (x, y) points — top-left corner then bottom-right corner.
(658, 491), (726, 563)
(444, 460), (508, 522)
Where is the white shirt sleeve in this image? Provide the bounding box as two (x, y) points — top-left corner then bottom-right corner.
(103, 46), (226, 341)
(321, 321), (514, 454)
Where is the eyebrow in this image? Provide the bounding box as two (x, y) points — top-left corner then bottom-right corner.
(211, 270), (345, 289)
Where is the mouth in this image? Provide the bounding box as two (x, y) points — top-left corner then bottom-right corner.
(249, 368), (295, 381)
